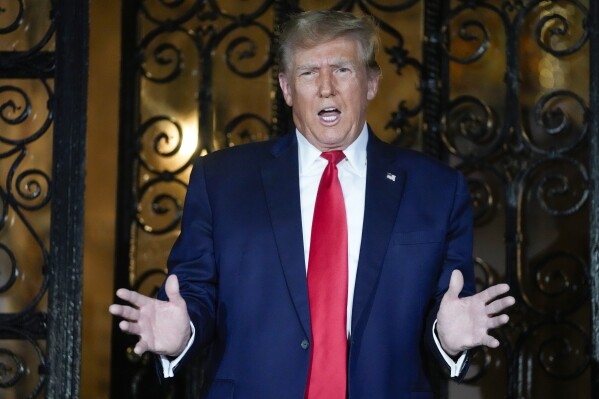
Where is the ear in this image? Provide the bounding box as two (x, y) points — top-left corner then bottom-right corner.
(366, 72), (380, 101)
(278, 72), (293, 106)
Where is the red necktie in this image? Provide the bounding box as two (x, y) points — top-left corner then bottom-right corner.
(305, 151), (348, 399)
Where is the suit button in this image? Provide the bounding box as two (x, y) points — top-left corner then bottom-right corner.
(301, 339), (310, 350)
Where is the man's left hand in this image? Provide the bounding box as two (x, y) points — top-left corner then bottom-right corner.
(436, 269), (515, 356)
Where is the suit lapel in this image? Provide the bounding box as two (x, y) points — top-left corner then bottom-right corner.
(261, 133), (311, 339)
(260, 132), (406, 338)
(351, 133), (406, 334)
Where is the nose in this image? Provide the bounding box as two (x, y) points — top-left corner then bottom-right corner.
(318, 73), (335, 98)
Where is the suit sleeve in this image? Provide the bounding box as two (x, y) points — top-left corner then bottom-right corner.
(425, 170), (476, 381)
(156, 157), (217, 369)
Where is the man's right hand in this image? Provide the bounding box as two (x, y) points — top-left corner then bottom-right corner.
(109, 274), (191, 357)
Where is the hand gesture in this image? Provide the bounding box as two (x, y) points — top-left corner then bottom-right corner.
(436, 269), (515, 356)
(109, 274), (191, 357)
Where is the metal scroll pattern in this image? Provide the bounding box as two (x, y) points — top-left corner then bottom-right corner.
(115, 0), (427, 397)
(441, 1), (590, 398)
(0, 1), (55, 399)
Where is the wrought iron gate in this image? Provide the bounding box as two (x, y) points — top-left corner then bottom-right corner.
(0, 1), (88, 398)
(112, 1), (596, 398)
(437, 1), (591, 398)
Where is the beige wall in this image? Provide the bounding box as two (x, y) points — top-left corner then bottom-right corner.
(82, 0), (121, 397)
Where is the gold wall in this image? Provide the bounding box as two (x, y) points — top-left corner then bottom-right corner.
(82, 0), (121, 396)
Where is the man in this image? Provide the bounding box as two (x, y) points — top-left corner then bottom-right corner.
(110, 10), (514, 399)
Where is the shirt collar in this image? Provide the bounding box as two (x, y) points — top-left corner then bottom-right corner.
(296, 124), (368, 177)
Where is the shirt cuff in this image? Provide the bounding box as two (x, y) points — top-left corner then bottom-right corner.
(160, 321), (196, 378)
(432, 319), (467, 378)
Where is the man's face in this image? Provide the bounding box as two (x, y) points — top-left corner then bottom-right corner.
(278, 37), (380, 152)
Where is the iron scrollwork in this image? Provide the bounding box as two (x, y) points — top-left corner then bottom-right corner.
(384, 38), (424, 140)
(527, 90), (588, 155)
(514, 321), (589, 390)
(461, 164), (506, 225)
(0, 329), (48, 399)
(0, 1), (55, 77)
(137, 179), (187, 235)
(224, 113), (271, 145)
(138, 115), (185, 173)
(442, 95), (500, 160)
(373, 7), (424, 144)
(530, 250), (589, 314)
(441, 0), (591, 397)
(0, 6), (55, 397)
(0, 243), (18, 293)
(0, 347), (26, 389)
(534, 2), (588, 57)
(444, 19), (490, 64)
(0, 79), (53, 317)
(140, 38), (184, 83)
(522, 156), (588, 216)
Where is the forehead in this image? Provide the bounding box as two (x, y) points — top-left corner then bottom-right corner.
(290, 37), (362, 67)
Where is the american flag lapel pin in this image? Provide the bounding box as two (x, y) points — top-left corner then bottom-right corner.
(386, 172), (396, 182)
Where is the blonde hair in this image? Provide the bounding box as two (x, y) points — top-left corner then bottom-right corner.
(278, 10), (381, 76)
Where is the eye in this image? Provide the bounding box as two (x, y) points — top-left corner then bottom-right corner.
(337, 67), (351, 73)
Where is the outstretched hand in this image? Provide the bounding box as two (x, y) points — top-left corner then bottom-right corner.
(109, 274), (191, 357)
(437, 270), (515, 356)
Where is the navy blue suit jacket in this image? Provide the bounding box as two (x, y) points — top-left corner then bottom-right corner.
(160, 131), (475, 398)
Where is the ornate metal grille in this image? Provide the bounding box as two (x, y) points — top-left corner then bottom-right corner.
(113, 0), (596, 398)
(437, 1), (590, 398)
(0, 1), (87, 399)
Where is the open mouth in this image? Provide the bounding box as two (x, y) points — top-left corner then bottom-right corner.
(318, 107), (341, 122)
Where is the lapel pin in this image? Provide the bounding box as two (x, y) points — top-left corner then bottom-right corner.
(386, 172), (396, 182)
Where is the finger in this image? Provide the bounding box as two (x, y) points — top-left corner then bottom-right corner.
(109, 304), (124, 317)
(487, 314), (509, 329)
(165, 274), (184, 304)
(486, 296), (515, 315)
(110, 304), (140, 321)
(479, 283), (510, 303)
(482, 335), (500, 348)
(446, 269), (464, 299)
(134, 340), (148, 356)
(119, 320), (141, 336)
(110, 304), (138, 320)
(116, 288), (152, 307)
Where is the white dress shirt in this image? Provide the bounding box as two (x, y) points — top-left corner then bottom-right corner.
(296, 125), (367, 336)
(162, 124), (465, 378)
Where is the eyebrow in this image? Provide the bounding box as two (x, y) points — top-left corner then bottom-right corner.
(295, 60), (356, 72)
(295, 64), (317, 72)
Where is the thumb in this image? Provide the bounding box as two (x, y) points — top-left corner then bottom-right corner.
(446, 269), (464, 299)
(165, 274), (184, 304)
